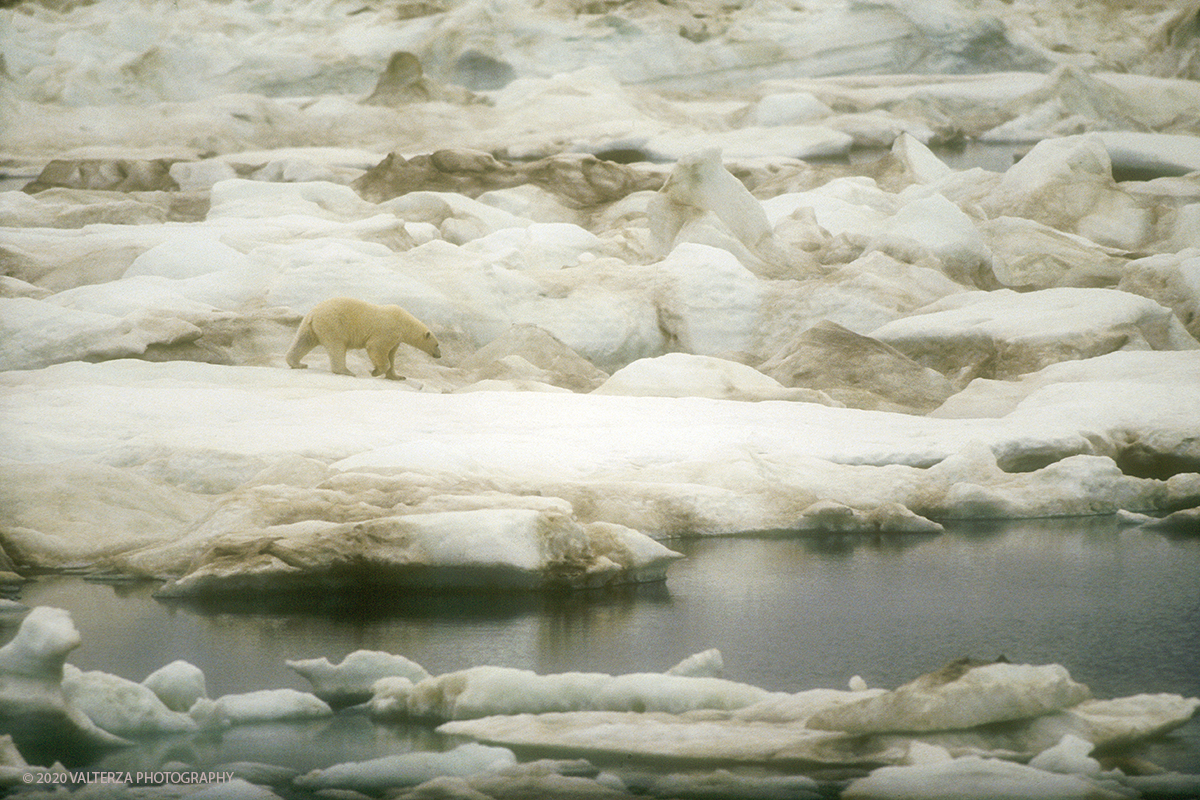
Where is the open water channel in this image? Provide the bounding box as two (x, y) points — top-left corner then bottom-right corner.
(5, 516), (1199, 779)
(2, 125), (1197, 796)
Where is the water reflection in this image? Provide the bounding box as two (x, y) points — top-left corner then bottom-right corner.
(87, 713), (450, 776)
(156, 581), (670, 623)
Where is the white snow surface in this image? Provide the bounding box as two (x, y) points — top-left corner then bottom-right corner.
(3, 4), (1200, 584)
(2, 350), (1197, 580)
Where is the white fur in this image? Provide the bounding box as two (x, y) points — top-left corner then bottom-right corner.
(286, 297), (440, 379)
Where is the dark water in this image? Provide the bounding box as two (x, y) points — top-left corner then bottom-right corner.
(6, 518), (1200, 774)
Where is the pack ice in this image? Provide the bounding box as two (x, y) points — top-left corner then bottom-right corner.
(3, 0), (1200, 591)
(2, 0), (1200, 795)
(0, 607), (1196, 798)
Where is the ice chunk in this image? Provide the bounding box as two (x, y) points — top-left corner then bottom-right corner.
(761, 179), (897, 238)
(153, 509), (682, 596)
(461, 223), (602, 272)
(0, 607), (79, 679)
(287, 650), (431, 707)
(653, 244), (766, 356)
(169, 159), (239, 192)
(808, 659), (1091, 734)
(439, 676), (1197, 772)
(142, 660), (208, 713)
(748, 92), (833, 126)
(1027, 734), (1101, 775)
(375, 664), (774, 721)
(868, 193), (993, 288)
(47, 276), (220, 322)
(841, 756), (1120, 800)
(209, 689), (332, 725)
(62, 664), (198, 735)
(0, 297), (200, 371)
(455, 323), (609, 393)
(792, 500), (943, 535)
(647, 769), (822, 799)
(0, 460), (206, 569)
(439, 709), (898, 766)
(983, 134), (1153, 250)
(666, 650), (723, 679)
(983, 215), (1126, 290)
(207, 179), (372, 220)
(124, 235), (252, 281)
(872, 287), (1199, 383)
(930, 451), (1168, 519)
(0, 607), (128, 757)
(758, 320), (954, 414)
(5, 349), (1199, 581)
(1118, 250), (1200, 341)
(891, 133), (954, 185)
(1066, 693), (1200, 743)
(294, 743), (516, 793)
(650, 150), (776, 266)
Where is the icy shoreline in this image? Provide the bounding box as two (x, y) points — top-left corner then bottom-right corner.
(2, 351), (1197, 592)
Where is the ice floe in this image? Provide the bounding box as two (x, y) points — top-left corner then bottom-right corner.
(2, 607), (1196, 798)
(286, 650), (431, 708)
(294, 742), (517, 794)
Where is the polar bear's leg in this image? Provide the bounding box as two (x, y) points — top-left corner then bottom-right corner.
(285, 322), (317, 369)
(324, 339), (353, 376)
(367, 338), (402, 380)
(385, 343), (403, 380)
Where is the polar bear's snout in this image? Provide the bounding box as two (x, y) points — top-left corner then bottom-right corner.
(422, 330), (442, 359)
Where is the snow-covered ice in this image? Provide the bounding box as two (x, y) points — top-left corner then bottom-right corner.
(2, 352), (1196, 576)
(205, 688), (333, 726)
(61, 663), (199, 736)
(434, 660), (1198, 768)
(841, 756), (1120, 800)
(370, 663), (777, 721)
(2, 0), (1199, 794)
(806, 660), (1090, 734)
(294, 743), (517, 793)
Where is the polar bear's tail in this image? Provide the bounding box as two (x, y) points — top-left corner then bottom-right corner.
(285, 312), (317, 369)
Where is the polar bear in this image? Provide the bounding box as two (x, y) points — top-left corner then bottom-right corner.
(286, 297), (441, 380)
